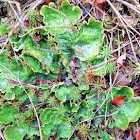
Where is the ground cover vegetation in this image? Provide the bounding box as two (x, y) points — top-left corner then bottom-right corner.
(0, 0), (140, 139)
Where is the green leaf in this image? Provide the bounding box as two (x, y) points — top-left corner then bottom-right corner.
(0, 51), (35, 92)
(112, 99), (140, 130)
(99, 130), (113, 140)
(78, 101), (92, 120)
(5, 91), (15, 100)
(40, 0), (82, 71)
(11, 35), (26, 52)
(10, 86), (28, 103)
(112, 111), (129, 130)
(71, 138), (79, 140)
(40, 109), (55, 125)
(42, 117), (72, 139)
(40, 0), (82, 34)
(0, 104), (19, 123)
(111, 85), (134, 100)
(57, 122), (73, 138)
(53, 85), (79, 102)
(107, 86), (139, 130)
(4, 120), (39, 140)
(106, 85), (134, 103)
(22, 38), (61, 74)
(21, 55), (48, 74)
(41, 1), (104, 63)
(0, 73), (14, 93)
(4, 125), (24, 140)
(72, 18), (104, 61)
(71, 103), (79, 112)
(42, 117), (61, 138)
(11, 35), (61, 74)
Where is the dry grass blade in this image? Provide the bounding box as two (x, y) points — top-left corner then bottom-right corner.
(0, 130), (5, 140)
(77, 0), (93, 18)
(2, 0), (21, 13)
(0, 62), (43, 140)
(106, 0), (140, 36)
(0, 1), (45, 139)
(131, 0), (140, 10)
(0, 23), (18, 54)
(116, 0), (140, 14)
(0, 0), (44, 53)
(106, 0), (139, 65)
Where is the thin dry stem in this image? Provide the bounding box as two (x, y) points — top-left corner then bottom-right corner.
(77, 0), (93, 18)
(8, 2), (24, 29)
(106, 0), (140, 36)
(0, 130), (5, 140)
(106, 0), (139, 65)
(131, 0), (140, 10)
(110, 73), (113, 100)
(104, 104), (107, 127)
(0, 0), (44, 53)
(0, 62), (43, 140)
(2, 0), (21, 13)
(116, 0), (140, 14)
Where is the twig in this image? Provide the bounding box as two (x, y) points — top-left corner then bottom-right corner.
(93, 89), (111, 115)
(19, 26), (44, 37)
(112, 36), (139, 53)
(132, 97), (140, 100)
(136, 122), (140, 140)
(127, 54), (140, 62)
(110, 73), (113, 99)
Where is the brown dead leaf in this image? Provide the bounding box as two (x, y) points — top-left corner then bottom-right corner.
(114, 72), (130, 86)
(111, 96), (126, 107)
(118, 14), (139, 28)
(45, 0), (53, 5)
